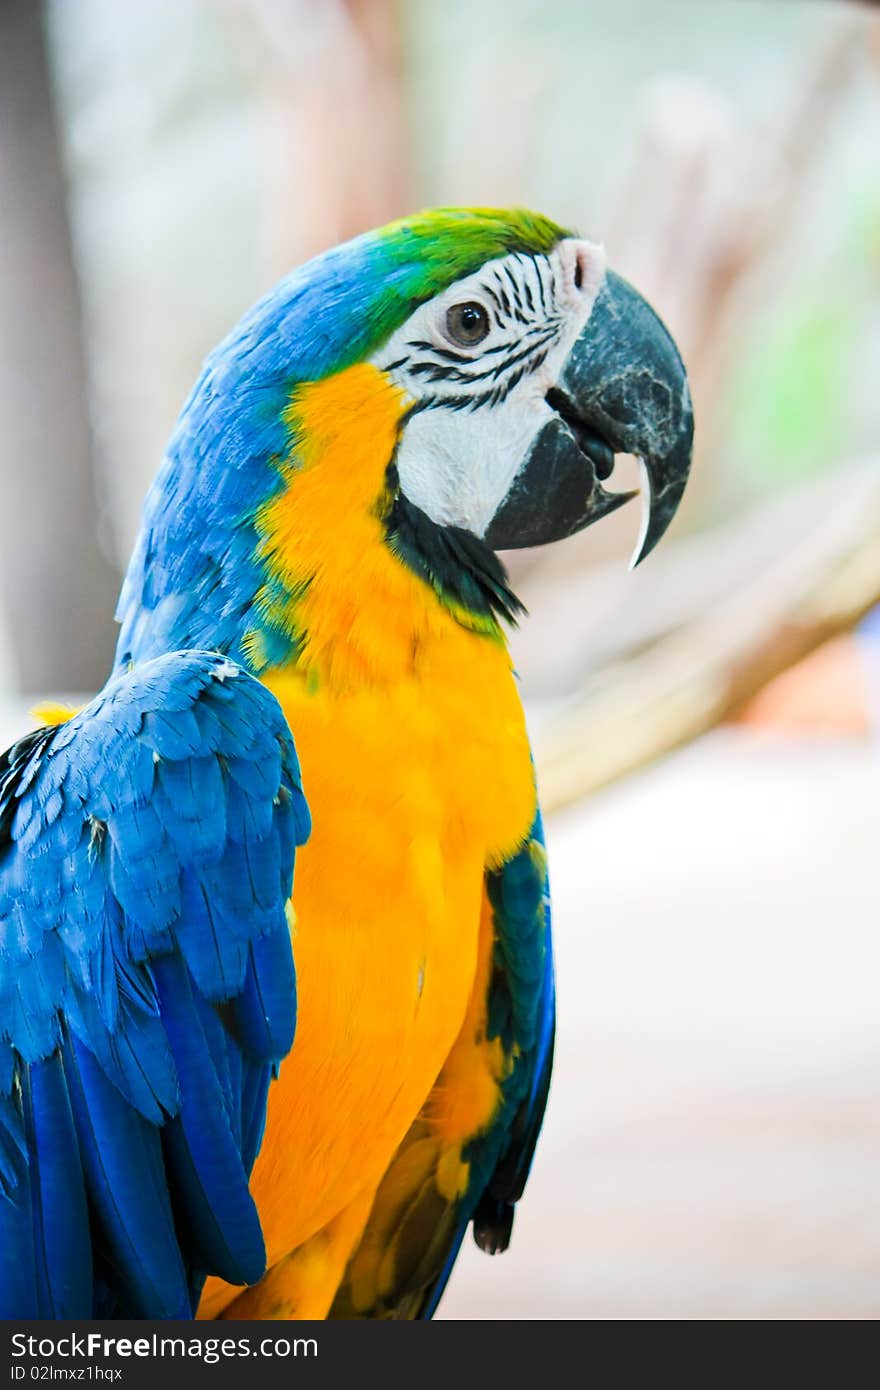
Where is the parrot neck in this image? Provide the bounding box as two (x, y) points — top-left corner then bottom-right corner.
(242, 364), (521, 691)
(114, 362), (522, 694)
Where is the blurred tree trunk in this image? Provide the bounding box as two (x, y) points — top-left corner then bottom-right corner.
(0, 0), (121, 694)
(533, 458), (880, 814)
(225, 0), (411, 270)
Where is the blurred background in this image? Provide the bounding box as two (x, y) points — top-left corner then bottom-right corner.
(1, 0), (878, 1319)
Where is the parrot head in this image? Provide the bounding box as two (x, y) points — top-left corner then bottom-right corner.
(368, 213), (692, 567)
(117, 208), (693, 672)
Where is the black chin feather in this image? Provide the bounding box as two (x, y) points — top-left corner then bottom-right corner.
(383, 482), (524, 630)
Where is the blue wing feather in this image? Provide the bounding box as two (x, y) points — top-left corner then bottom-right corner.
(21, 1054), (92, 1319)
(152, 952), (265, 1285)
(62, 1033), (190, 1319)
(0, 650), (309, 1317)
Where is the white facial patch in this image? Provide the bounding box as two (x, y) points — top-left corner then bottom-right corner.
(372, 238), (606, 537)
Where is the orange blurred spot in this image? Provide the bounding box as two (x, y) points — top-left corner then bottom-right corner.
(735, 636), (871, 734)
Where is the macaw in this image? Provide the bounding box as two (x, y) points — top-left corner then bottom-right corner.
(0, 208), (692, 1320)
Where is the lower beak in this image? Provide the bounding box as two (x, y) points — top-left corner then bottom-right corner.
(484, 270), (693, 565)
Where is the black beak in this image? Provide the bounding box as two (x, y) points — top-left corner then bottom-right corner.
(484, 270), (693, 565)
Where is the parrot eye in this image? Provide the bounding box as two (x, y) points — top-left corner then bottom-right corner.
(445, 301), (490, 347)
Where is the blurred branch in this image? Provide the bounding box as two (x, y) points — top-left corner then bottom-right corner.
(0, 0), (121, 693)
(534, 458), (880, 814)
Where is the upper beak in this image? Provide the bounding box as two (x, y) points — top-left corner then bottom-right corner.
(484, 270), (693, 565)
